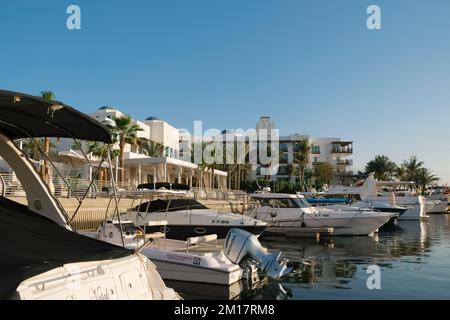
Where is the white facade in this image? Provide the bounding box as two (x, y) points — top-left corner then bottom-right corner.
(53, 107), (227, 189)
(252, 117), (354, 183)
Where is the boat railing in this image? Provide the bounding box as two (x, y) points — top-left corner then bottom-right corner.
(186, 234), (218, 252)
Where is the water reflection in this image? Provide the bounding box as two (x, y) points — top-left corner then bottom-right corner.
(168, 277), (292, 300)
(255, 215), (449, 299)
(169, 215), (450, 300)
(260, 220), (431, 286)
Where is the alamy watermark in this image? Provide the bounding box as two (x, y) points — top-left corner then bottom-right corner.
(179, 122), (279, 176)
(66, 4), (381, 31)
(66, 5), (81, 30)
(367, 5), (382, 30)
(366, 265), (381, 290)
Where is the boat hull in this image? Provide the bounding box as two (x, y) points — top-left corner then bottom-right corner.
(426, 201), (448, 214)
(304, 214), (394, 236)
(15, 254), (179, 300)
(144, 257), (245, 285)
(397, 205), (424, 220)
(262, 213), (394, 236)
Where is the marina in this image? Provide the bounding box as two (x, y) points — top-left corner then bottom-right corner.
(0, 89), (449, 300)
(165, 215), (450, 300)
(2, 1), (450, 305)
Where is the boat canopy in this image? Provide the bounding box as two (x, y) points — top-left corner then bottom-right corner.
(0, 90), (112, 143)
(133, 199), (208, 213)
(137, 182), (191, 191)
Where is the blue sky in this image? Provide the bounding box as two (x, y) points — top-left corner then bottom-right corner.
(0, 0), (449, 183)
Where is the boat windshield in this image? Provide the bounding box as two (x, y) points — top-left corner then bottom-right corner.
(113, 222), (137, 235)
(294, 197), (313, 208)
(259, 196), (311, 209)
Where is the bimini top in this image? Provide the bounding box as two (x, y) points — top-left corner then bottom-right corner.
(133, 199), (208, 213)
(137, 182), (191, 191)
(0, 90), (112, 143)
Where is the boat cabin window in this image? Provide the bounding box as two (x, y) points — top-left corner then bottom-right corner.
(259, 197), (311, 209)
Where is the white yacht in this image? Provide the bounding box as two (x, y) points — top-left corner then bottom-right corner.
(124, 197), (267, 240)
(326, 174), (426, 220)
(248, 192), (395, 236)
(303, 192), (408, 225)
(0, 89), (179, 300)
(423, 188), (448, 213)
(82, 219), (291, 286)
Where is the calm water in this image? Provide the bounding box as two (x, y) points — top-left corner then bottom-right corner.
(172, 214), (450, 300)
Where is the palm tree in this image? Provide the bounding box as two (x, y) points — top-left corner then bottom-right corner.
(234, 142), (250, 190)
(40, 91), (56, 179)
(191, 142), (209, 189)
(364, 155), (397, 180)
(416, 168), (439, 193)
(313, 162), (334, 189)
(287, 163), (299, 183)
(395, 164), (408, 181)
(87, 141), (119, 159)
(20, 138), (56, 160)
(87, 141), (119, 181)
(108, 116), (143, 183)
(292, 139), (311, 190)
(141, 140), (165, 157)
(402, 156), (424, 183)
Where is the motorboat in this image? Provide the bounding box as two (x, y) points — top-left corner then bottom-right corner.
(424, 187), (449, 213)
(424, 199), (448, 214)
(0, 89), (179, 300)
(303, 192), (408, 224)
(247, 191), (396, 236)
(325, 174), (427, 220)
(81, 219), (291, 286)
(123, 197), (267, 240)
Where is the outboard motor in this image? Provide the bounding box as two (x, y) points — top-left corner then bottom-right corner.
(224, 228), (292, 280)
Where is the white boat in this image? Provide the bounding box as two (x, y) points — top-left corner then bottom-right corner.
(124, 197), (267, 240)
(82, 219), (291, 286)
(303, 192), (408, 224)
(0, 89), (179, 300)
(326, 174), (426, 220)
(425, 199), (448, 214)
(424, 188), (449, 213)
(248, 192), (395, 236)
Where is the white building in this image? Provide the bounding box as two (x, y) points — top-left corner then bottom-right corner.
(55, 107), (228, 190)
(251, 116), (354, 184)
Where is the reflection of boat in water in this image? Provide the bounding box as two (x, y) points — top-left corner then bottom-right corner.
(258, 219), (431, 291)
(167, 277), (292, 300)
(165, 280), (246, 300)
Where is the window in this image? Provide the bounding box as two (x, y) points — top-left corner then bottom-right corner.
(258, 197), (311, 209)
(259, 198), (299, 208)
(312, 145), (321, 154)
(279, 143), (289, 152)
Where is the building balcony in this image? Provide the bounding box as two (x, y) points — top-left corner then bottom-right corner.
(334, 171), (354, 176)
(331, 141), (353, 154)
(335, 159), (353, 166)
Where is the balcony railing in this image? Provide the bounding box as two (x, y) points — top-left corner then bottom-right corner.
(332, 147), (353, 154)
(335, 159), (353, 165)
